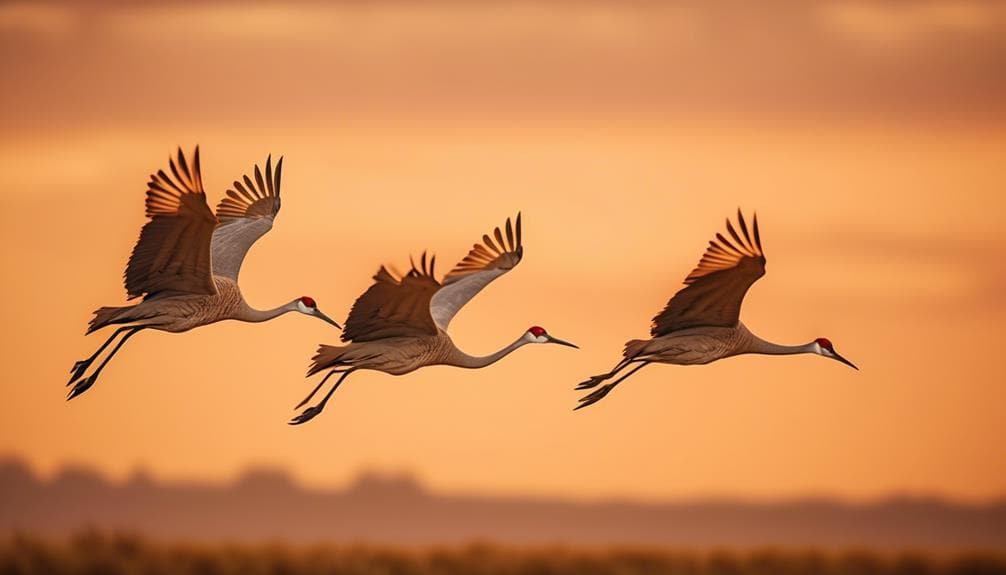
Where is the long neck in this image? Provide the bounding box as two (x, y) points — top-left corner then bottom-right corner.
(746, 331), (817, 356)
(450, 336), (529, 369)
(236, 301), (297, 323)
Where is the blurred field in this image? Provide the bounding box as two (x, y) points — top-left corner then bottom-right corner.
(3, 532), (1005, 575)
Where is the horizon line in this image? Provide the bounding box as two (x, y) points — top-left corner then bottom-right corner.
(4, 454), (1004, 509)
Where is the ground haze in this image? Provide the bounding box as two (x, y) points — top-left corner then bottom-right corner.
(3, 458), (1004, 550)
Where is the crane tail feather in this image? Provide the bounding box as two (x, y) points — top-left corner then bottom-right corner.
(87, 305), (134, 334)
(623, 339), (649, 358)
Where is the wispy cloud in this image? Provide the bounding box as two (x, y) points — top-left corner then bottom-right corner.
(2, 0), (1004, 133)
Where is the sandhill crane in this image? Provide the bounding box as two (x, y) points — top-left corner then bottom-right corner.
(575, 209), (856, 410)
(67, 147), (340, 400)
(289, 213), (577, 424)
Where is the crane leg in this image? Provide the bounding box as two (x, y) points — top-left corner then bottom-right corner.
(68, 326), (135, 385)
(575, 357), (639, 390)
(294, 368), (350, 409)
(574, 362), (649, 411)
(289, 369), (356, 425)
(67, 327), (144, 400)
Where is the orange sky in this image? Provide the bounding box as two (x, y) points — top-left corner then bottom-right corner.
(1, 0), (1004, 503)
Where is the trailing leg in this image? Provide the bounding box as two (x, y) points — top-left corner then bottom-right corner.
(575, 357), (640, 390)
(574, 362), (649, 410)
(289, 369), (356, 425)
(68, 326), (135, 385)
(295, 368), (350, 409)
(67, 327), (144, 400)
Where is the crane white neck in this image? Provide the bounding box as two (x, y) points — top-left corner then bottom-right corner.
(745, 330), (818, 356)
(237, 300), (299, 323)
(449, 335), (531, 369)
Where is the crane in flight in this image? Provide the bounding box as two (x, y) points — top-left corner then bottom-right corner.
(575, 209), (856, 410)
(290, 213), (577, 425)
(68, 147), (340, 400)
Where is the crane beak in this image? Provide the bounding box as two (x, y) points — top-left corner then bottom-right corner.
(314, 309), (342, 330)
(831, 351), (858, 370)
(545, 335), (579, 349)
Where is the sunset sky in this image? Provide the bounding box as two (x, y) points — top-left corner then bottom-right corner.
(1, 0), (1004, 504)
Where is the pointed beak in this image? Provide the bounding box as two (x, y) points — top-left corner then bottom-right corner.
(545, 334), (578, 349)
(314, 309), (342, 330)
(831, 350), (858, 370)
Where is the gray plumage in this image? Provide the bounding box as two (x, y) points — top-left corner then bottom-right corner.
(289, 214), (577, 425)
(575, 209), (857, 410)
(211, 155), (282, 282)
(68, 147), (340, 400)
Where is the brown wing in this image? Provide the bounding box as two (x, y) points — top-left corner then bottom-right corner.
(124, 147), (218, 299)
(430, 213), (523, 330)
(341, 252), (442, 343)
(214, 155), (281, 221)
(651, 209), (766, 336)
(441, 213), (523, 284)
(210, 155), (282, 281)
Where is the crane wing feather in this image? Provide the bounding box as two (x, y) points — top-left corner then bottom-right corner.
(430, 213), (523, 331)
(124, 147), (218, 299)
(343, 214), (524, 340)
(341, 254), (441, 342)
(651, 210), (766, 335)
(210, 156), (282, 281)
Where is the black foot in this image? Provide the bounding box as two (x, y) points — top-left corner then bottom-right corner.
(68, 359), (93, 386)
(289, 406), (324, 425)
(574, 383), (616, 411)
(67, 374), (96, 401)
(575, 375), (608, 390)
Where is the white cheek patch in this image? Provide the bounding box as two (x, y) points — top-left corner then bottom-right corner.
(297, 301), (313, 314)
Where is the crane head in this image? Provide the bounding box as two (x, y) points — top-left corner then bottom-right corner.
(296, 296), (342, 329)
(525, 326), (578, 349)
(814, 337), (857, 370)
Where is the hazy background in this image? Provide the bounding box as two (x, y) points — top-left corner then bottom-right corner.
(1, 0), (1004, 513)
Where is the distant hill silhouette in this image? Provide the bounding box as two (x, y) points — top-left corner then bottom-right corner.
(1, 457), (1003, 549)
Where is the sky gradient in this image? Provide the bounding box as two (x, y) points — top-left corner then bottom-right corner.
(1, 0), (1004, 504)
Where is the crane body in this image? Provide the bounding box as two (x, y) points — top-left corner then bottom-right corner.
(291, 214), (577, 424)
(576, 210), (856, 410)
(68, 147), (339, 400)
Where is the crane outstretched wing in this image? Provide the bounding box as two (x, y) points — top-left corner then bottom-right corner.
(651, 210), (766, 336)
(124, 147), (218, 299)
(341, 253), (442, 342)
(210, 155), (282, 281)
(430, 213), (523, 331)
